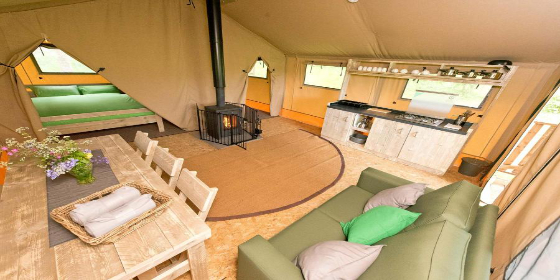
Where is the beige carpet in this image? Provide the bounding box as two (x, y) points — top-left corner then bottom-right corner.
(184, 129), (344, 221)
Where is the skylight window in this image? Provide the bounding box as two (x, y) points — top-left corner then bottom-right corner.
(401, 79), (493, 109)
(248, 60), (268, 79)
(303, 64), (346, 90)
(31, 45), (95, 74)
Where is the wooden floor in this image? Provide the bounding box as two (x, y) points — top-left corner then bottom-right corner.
(142, 116), (479, 280)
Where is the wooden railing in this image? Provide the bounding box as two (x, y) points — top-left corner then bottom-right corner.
(498, 121), (557, 175)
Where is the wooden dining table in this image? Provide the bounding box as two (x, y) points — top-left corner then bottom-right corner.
(0, 134), (211, 280)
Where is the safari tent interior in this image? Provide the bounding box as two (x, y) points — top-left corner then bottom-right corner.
(0, 1), (558, 280)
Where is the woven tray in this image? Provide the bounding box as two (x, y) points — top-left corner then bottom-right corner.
(50, 182), (173, 245)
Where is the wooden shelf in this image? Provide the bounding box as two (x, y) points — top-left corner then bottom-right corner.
(348, 70), (505, 86)
(352, 126), (370, 133)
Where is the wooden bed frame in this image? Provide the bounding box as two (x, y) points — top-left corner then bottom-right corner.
(40, 108), (165, 134)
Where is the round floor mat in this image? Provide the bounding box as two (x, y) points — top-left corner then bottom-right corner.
(184, 129), (344, 221)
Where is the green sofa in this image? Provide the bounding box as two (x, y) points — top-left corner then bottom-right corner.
(238, 167), (498, 280)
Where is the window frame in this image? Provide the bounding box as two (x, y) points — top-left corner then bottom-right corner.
(248, 61), (269, 80)
(30, 44), (97, 75)
(399, 79), (493, 109)
(302, 63), (346, 91)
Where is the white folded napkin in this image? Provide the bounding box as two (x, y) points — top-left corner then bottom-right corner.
(70, 186), (141, 226)
(84, 194), (157, 238)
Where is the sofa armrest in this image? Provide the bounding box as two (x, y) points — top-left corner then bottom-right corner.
(356, 167), (412, 194)
(238, 235), (304, 280)
(464, 205), (499, 280)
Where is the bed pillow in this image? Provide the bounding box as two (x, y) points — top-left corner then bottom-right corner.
(32, 85), (81, 97)
(78, 85), (122, 95)
(294, 241), (384, 280)
(363, 183), (427, 212)
(341, 206), (420, 245)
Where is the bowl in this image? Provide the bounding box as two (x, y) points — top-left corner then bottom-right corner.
(349, 133), (367, 144)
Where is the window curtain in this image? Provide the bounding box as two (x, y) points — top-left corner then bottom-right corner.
(491, 125), (560, 279)
(504, 217), (559, 279)
(0, 11), (45, 139)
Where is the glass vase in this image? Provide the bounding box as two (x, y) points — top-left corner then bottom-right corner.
(69, 161), (95, 184)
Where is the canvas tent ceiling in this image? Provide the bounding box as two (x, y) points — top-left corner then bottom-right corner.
(0, 0), (285, 139)
(222, 0), (560, 63)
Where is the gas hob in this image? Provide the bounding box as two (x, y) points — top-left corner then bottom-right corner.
(395, 113), (444, 126)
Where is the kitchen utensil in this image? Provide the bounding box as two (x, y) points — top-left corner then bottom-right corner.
(400, 69), (408, 74)
(454, 110), (475, 126)
(421, 67), (430, 75)
(411, 69), (420, 75)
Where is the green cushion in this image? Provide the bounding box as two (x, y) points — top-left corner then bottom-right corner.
(464, 205), (498, 280)
(77, 85), (121, 95)
(318, 185), (374, 222)
(269, 209), (345, 261)
(31, 85), (80, 97)
(31, 94), (147, 117)
(357, 167), (412, 194)
(360, 221), (471, 280)
(341, 206), (420, 245)
(405, 180), (481, 232)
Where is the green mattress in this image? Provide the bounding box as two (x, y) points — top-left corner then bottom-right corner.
(32, 94), (154, 127)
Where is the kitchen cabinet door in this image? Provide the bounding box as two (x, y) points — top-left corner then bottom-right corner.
(398, 126), (468, 173)
(398, 126), (445, 167)
(321, 108), (356, 143)
(321, 108), (340, 139)
(365, 118), (411, 158)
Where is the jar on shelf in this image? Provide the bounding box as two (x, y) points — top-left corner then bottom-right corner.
(467, 69), (476, 78)
(489, 70), (503, 80)
(476, 70), (488, 79)
(437, 68), (447, 76)
(447, 67), (456, 76)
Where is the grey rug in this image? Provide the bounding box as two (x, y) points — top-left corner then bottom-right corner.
(46, 150), (119, 247)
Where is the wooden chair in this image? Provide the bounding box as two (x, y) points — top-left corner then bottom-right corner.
(134, 131), (158, 164)
(175, 168), (218, 221)
(137, 168), (216, 280)
(152, 146), (184, 189)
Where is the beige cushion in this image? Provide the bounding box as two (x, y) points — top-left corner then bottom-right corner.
(363, 183), (426, 212)
(295, 241), (384, 280)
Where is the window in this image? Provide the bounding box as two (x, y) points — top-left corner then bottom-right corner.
(248, 60), (268, 79)
(303, 64), (346, 90)
(31, 45), (96, 74)
(401, 79), (493, 108)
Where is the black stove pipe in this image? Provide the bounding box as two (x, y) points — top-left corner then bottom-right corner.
(206, 0), (226, 107)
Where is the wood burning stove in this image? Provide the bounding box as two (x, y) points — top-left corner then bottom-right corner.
(197, 103), (261, 149)
(196, 0), (261, 149)
(204, 104), (243, 139)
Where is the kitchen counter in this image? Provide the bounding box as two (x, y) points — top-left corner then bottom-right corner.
(328, 103), (473, 135)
